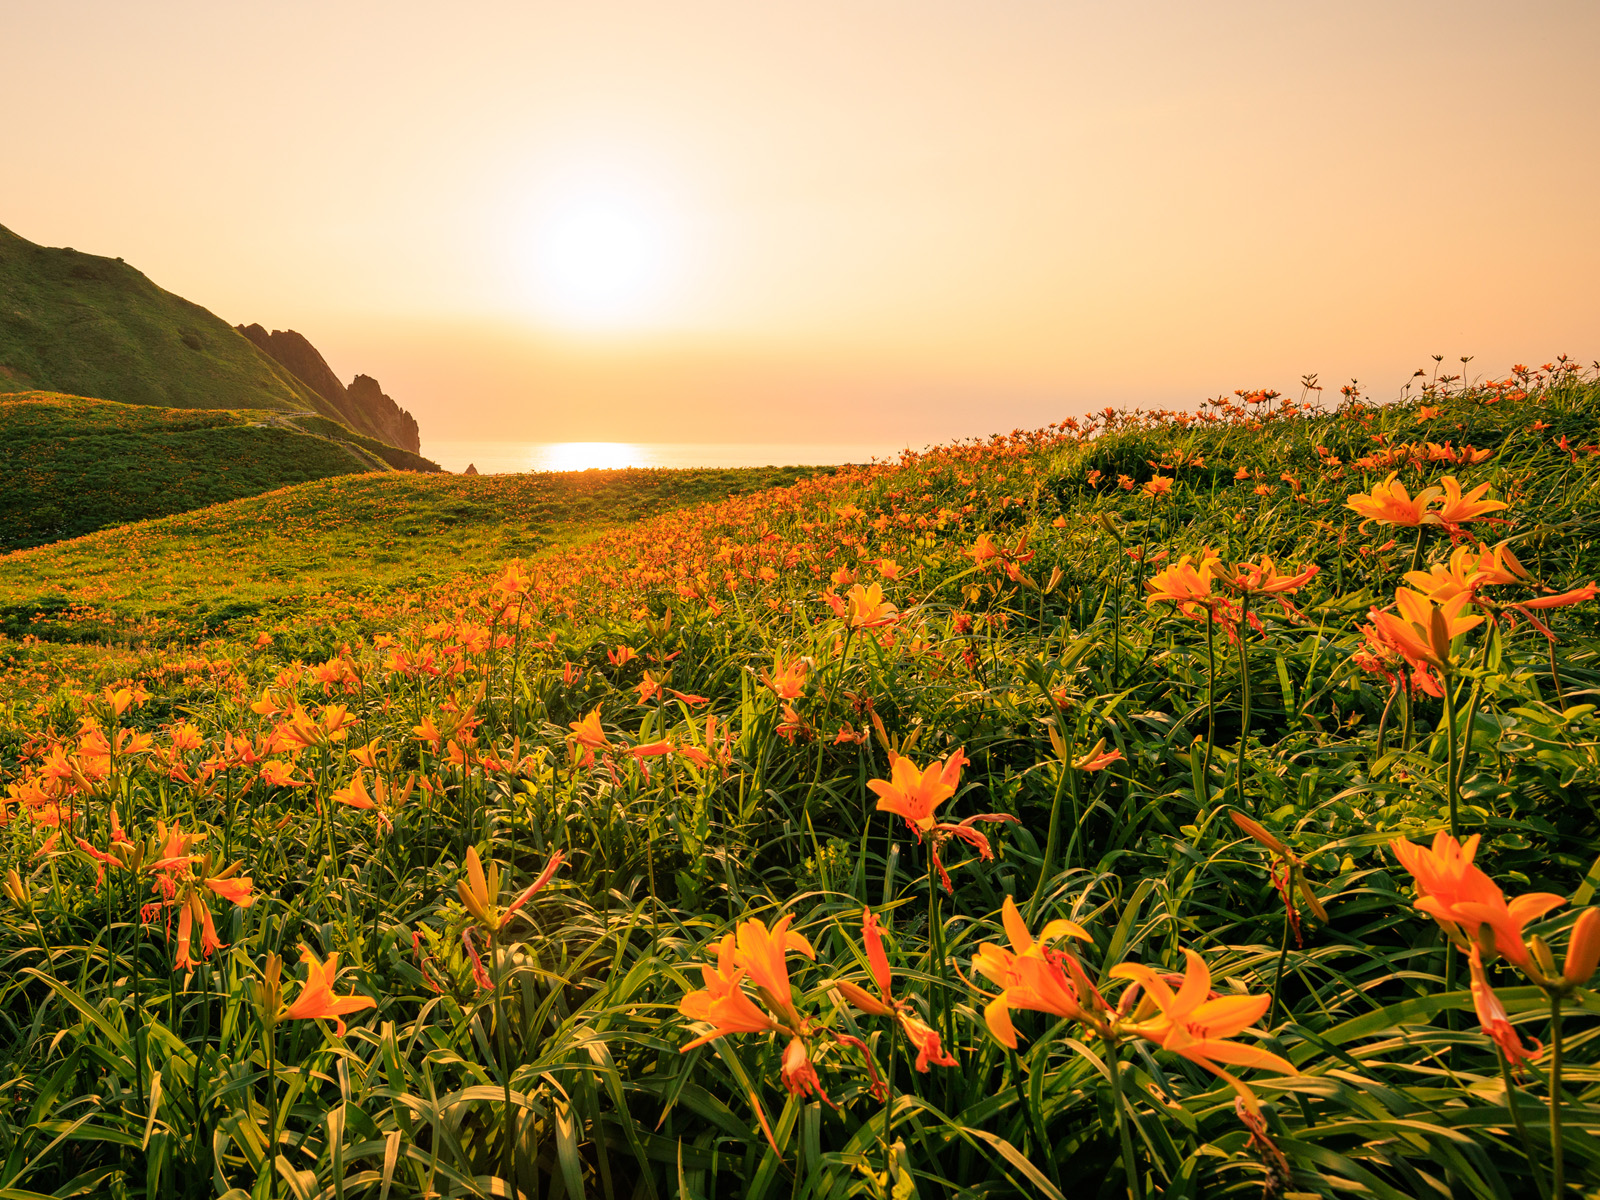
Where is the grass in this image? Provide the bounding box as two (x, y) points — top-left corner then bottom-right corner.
(0, 461), (837, 689)
(0, 391), (450, 552)
(0, 361), (1598, 1199)
(0, 224), (336, 418)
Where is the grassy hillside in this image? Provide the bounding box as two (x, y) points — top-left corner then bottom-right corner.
(0, 459), (834, 668)
(0, 223), (339, 417)
(3, 365), (1600, 1197)
(0, 391), (444, 552)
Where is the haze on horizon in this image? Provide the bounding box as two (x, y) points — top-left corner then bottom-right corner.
(9, 1), (1599, 448)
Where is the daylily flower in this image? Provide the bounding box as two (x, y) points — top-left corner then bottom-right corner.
(568, 707), (612, 752)
(833, 908), (958, 1072)
(1346, 473), (1442, 530)
(871, 749), (1014, 892)
(457, 845), (566, 935)
(1467, 946), (1539, 1073)
(1434, 476), (1508, 526)
(1368, 587), (1482, 673)
(679, 933), (782, 1050)
(973, 897), (1097, 1049)
(761, 658), (809, 700)
(1071, 737), (1124, 772)
(1391, 831), (1564, 971)
(1111, 949), (1294, 1106)
(278, 948), (377, 1036)
(734, 914), (816, 1029)
(1144, 550), (1227, 619)
(1221, 556), (1319, 597)
(844, 582), (898, 628)
(868, 752), (962, 831)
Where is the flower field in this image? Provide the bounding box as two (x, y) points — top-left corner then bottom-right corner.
(2, 362), (1600, 1199)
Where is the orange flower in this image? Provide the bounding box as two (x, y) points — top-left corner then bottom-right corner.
(1142, 475), (1174, 498)
(1467, 947), (1538, 1072)
(412, 716), (443, 750)
(760, 658), (808, 700)
(1144, 551), (1224, 619)
(1112, 949), (1294, 1105)
(679, 934), (779, 1050)
(844, 582), (898, 628)
(834, 908), (958, 1072)
(1071, 737), (1124, 772)
(568, 706), (612, 751)
(1222, 556), (1319, 596)
(1345, 472), (1442, 530)
(1564, 907), (1600, 986)
(973, 896), (1095, 1049)
(260, 760), (309, 789)
(282, 947), (376, 1036)
(734, 914), (816, 1027)
(868, 752), (961, 831)
(457, 845), (565, 934)
(1367, 587), (1482, 673)
(1390, 831), (1564, 971)
(1434, 476), (1508, 526)
(331, 773), (375, 810)
(779, 1036), (828, 1101)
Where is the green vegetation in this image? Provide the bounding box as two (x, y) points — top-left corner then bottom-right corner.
(0, 391), (447, 552)
(0, 459), (834, 664)
(1, 365), (1600, 1198)
(0, 224), (339, 417)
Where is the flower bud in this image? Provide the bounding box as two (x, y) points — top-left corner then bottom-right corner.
(2, 869), (29, 908)
(1530, 934), (1558, 981)
(1564, 907), (1600, 986)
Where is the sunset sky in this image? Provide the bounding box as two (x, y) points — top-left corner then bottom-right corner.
(9, 2), (1599, 449)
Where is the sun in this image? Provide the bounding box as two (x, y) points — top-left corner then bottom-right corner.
(525, 186), (678, 331)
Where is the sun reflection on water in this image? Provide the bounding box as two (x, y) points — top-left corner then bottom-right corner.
(533, 442), (647, 472)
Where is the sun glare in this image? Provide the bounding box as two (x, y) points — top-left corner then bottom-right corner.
(535, 442), (647, 472)
(525, 185), (679, 331)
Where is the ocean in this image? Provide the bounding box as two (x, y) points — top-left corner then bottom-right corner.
(421, 440), (912, 475)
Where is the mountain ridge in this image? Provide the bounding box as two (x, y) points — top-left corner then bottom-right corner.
(0, 223), (425, 456)
(235, 323), (421, 453)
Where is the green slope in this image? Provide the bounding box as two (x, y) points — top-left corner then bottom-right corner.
(0, 223), (338, 417)
(0, 391), (440, 552)
(0, 459), (833, 652)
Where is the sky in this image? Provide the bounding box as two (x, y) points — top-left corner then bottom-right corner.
(7, 1), (1600, 448)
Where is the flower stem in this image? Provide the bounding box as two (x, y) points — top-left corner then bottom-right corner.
(882, 1026), (898, 1195)
(1442, 669), (1460, 841)
(1235, 595), (1252, 814)
(1201, 608), (1217, 797)
(1496, 1048), (1548, 1198)
(1027, 763), (1070, 926)
(492, 928), (516, 1187)
(1548, 992), (1565, 1200)
(1107, 1040), (1143, 1200)
(266, 1021), (279, 1200)
(1267, 903), (1291, 1027)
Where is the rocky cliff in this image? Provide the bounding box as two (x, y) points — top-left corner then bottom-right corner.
(236, 324), (422, 453)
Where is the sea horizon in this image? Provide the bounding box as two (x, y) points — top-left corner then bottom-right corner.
(421, 439), (913, 475)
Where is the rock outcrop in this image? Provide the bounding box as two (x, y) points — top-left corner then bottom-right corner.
(236, 324), (422, 453)
(463, 462), (480, 476)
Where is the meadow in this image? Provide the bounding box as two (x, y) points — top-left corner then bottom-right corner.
(1, 361), (1598, 1199)
(0, 392), (444, 553)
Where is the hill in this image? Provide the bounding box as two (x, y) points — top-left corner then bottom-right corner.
(2, 366), (1600, 1196)
(0, 390), (440, 552)
(0, 458), (833, 658)
(0, 223), (424, 452)
(236, 324), (422, 452)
